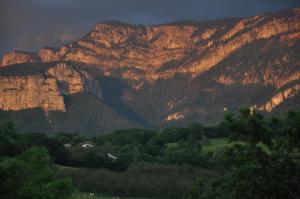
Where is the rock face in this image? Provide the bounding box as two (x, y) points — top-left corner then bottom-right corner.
(0, 75), (65, 111)
(257, 83), (300, 112)
(46, 63), (102, 98)
(0, 7), (300, 133)
(38, 48), (61, 62)
(0, 63), (102, 113)
(2, 8), (299, 82)
(1, 51), (38, 67)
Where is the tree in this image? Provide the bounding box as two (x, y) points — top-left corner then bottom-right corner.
(187, 109), (300, 199)
(164, 141), (203, 166)
(24, 133), (69, 164)
(0, 147), (74, 199)
(0, 114), (31, 157)
(0, 115), (74, 199)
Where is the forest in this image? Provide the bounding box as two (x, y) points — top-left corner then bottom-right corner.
(1, 108), (300, 199)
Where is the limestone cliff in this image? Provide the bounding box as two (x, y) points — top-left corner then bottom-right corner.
(1, 51), (38, 67)
(0, 63), (102, 113)
(46, 63), (102, 98)
(0, 75), (65, 112)
(257, 83), (300, 112)
(0, 7), (299, 132)
(2, 8), (299, 88)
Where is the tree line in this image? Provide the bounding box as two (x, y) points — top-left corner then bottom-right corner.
(1, 108), (300, 198)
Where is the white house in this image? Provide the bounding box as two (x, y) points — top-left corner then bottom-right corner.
(80, 142), (94, 148)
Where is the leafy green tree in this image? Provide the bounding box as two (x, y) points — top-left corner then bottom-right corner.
(225, 109), (300, 199)
(0, 115), (74, 199)
(0, 147), (74, 199)
(71, 134), (88, 145)
(224, 144), (299, 199)
(225, 108), (271, 145)
(187, 109), (300, 199)
(53, 133), (73, 144)
(185, 178), (228, 199)
(24, 133), (69, 164)
(0, 114), (31, 157)
(278, 111), (300, 149)
(164, 141), (203, 166)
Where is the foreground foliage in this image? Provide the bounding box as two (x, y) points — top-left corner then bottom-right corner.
(0, 115), (74, 199)
(186, 109), (300, 199)
(1, 109), (300, 199)
(59, 162), (217, 199)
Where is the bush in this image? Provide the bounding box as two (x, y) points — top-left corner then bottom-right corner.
(59, 162), (218, 198)
(0, 147), (74, 199)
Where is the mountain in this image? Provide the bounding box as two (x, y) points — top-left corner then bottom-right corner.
(0, 8), (300, 134)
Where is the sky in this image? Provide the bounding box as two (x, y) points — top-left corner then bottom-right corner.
(0, 0), (300, 57)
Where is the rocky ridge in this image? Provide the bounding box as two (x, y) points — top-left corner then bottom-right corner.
(1, 8), (299, 85)
(0, 7), (299, 133)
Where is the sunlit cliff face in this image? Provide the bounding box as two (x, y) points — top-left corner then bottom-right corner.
(2, 8), (300, 82)
(0, 8), (299, 130)
(0, 63), (102, 113)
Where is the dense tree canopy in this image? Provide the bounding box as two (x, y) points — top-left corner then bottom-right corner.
(1, 109), (300, 199)
(0, 114), (74, 199)
(186, 109), (300, 199)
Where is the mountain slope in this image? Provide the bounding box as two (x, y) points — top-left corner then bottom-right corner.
(0, 7), (300, 133)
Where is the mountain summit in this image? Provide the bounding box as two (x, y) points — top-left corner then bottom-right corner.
(0, 8), (300, 134)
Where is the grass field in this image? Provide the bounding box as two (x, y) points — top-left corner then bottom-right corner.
(202, 138), (233, 152)
(71, 192), (154, 199)
(165, 138), (240, 153)
(71, 192), (111, 199)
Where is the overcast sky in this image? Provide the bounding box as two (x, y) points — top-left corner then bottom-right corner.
(0, 0), (299, 57)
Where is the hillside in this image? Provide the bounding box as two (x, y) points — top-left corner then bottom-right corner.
(0, 7), (300, 133)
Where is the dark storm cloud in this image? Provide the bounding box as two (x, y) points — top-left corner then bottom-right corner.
(0, 0), (299, 56)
